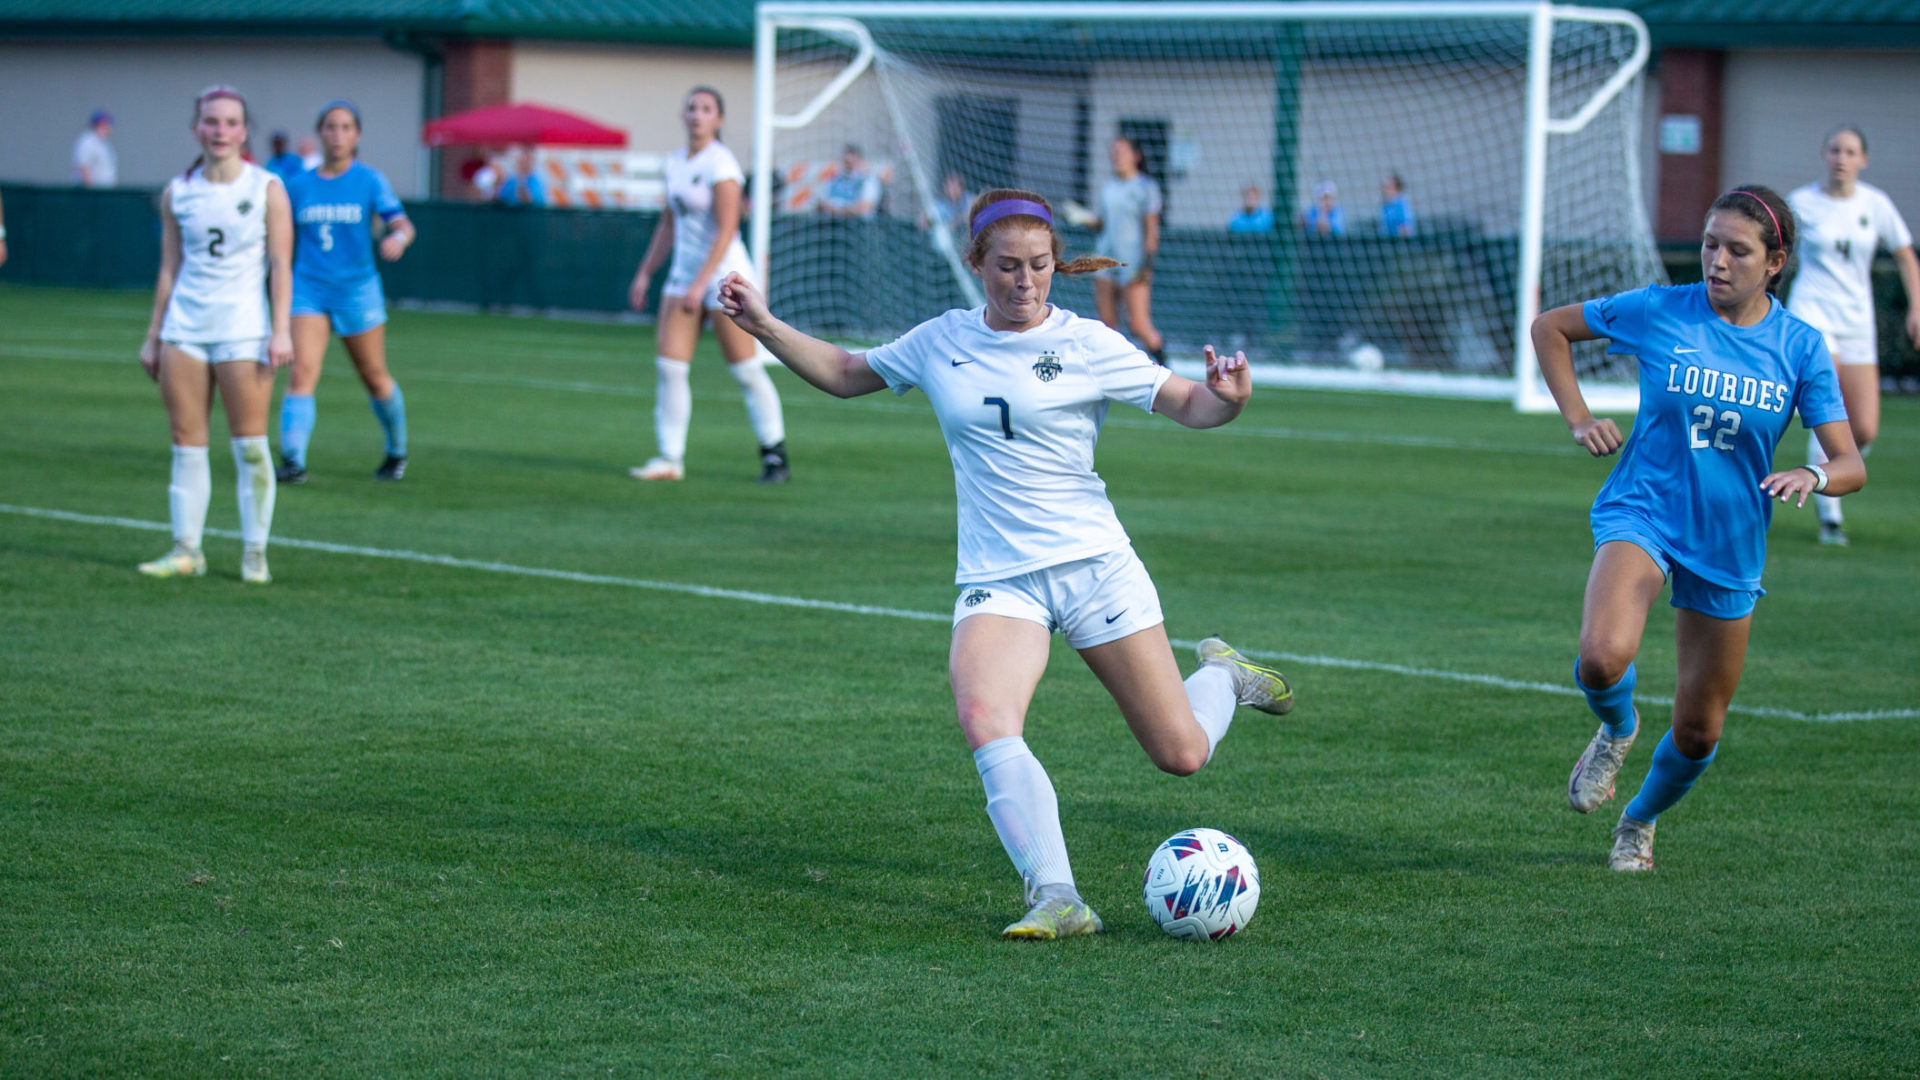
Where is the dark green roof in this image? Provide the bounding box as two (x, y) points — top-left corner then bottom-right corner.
(3, 0), (1918, 48)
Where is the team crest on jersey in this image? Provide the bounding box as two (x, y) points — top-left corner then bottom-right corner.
(236, 199), (253, 216)
(1032, 351), (1062, 383)
(963, 588), (991, 607)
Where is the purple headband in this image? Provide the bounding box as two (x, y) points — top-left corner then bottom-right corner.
(971, 199), (1052, 236)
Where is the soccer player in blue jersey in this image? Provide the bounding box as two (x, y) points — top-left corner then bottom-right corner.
(1532, 185), (1865, 871)
(277, 101), (416, 484)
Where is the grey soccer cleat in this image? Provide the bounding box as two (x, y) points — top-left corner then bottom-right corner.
(1568, 718), (1637, 813)
(1609, 812), (1656, 872)
(1001, 896), (1105, 941)
(138, 543), (206, 579)
(1197, 636), (1295, 715)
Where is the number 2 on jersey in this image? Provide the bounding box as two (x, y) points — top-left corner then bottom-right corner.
(983, 397), (1015, 440)
(1689, 404), (1741, 451)
(207, 228), (225, 258)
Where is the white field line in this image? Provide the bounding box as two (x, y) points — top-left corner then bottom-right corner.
(5, 503), (1912, 725)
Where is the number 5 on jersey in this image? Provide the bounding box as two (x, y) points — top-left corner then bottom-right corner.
(983, 396), (1015, 440)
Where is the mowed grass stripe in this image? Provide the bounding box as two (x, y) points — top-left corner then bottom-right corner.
(7, 502), (1911, 725)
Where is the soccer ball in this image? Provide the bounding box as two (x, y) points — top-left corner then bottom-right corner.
(1143, 828), (1260, 941)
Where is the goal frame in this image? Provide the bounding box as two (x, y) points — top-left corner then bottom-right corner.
(753, 0), (1652, 412)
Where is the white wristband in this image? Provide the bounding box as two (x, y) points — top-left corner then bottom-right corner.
(1802, 463), (1829, 493)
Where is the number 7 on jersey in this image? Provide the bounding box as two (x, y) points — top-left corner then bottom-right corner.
(983, 396), (1015, 440)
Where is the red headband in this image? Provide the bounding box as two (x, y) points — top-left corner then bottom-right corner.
(1729, 190), (1782, 245)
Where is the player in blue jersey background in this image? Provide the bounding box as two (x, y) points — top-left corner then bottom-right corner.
(278, 100), (416, 483)
(1530, 185), (1865, 872)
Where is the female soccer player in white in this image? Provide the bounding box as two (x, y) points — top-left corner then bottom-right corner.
(718, 189), (1294, 939)
(1534, 186), (1864, 871)
(627, 86), (788, 484)
(277, 101), (417, 485)
(137, 86), (293, 584)
(1787, 125), (1920, 545)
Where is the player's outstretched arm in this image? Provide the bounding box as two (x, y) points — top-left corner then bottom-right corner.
(1762, 420), (1865, 507)
(1151, 345), (1249, 429)
(1532, 302), (1621, 456)
(718, 272), (886, 398)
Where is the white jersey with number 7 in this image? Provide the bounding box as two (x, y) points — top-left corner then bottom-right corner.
(862, 304), (1172, 585)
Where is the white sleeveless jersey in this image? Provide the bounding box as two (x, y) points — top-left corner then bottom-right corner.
(665, 141), (753, 285)
(1786, 181), (1912, 337)
(162, 162), (277, 342)
(863, 305), (1173, 584)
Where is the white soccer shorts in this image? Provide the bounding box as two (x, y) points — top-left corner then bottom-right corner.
(1817, 327), (1877, 367)
(953, 546), (1165, 649)
(163, 338), (267, 365)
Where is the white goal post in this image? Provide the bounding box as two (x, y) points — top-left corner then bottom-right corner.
(753, 1), (1658, 412)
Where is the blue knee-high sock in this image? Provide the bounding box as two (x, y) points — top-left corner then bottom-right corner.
(1624, 730), (1716, 823)
(280, 394), (316, 468)
(369, 384), (406, 457)
(1574, 658), (1638, 738)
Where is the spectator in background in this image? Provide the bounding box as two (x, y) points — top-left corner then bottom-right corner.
(1380, 173), (1416, 237)
(819, 144), (880, 218)
(928, 171), (971, 231)
(265, 130), (305, 181)
(1303, 180), (1344, 236)
(73, 109), (116, 187)
(495, 147), (548, 207)
(297, 135), (322, 171)
(1227, 184), (1273, 233)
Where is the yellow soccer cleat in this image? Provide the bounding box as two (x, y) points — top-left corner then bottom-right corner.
(138, 543), (206, 579)
(1197, 636), (1295, 715)
(1001, 897), (1104, 941)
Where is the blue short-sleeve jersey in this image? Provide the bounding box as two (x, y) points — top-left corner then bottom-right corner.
(286, 162), (406, 289)
(1582, 283), (1847, 590)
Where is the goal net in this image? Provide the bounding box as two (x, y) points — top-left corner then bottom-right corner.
(753, 2), (1662, 411)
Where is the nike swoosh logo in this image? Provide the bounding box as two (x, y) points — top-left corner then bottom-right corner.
(951, 357), (975, 366)
(1674, 346), (1701, 354)
(1105, 610), (1127, 624)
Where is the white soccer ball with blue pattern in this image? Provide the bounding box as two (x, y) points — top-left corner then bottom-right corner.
(1143, 828), (1260, 940)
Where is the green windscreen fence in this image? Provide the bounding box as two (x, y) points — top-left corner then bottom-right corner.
(4, 184), (1915, 380)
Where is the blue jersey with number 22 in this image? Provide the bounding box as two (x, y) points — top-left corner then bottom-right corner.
(285, 161), (405, 289)
(1582, 283), (1845, 591)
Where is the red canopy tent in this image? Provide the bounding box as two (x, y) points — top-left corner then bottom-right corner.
(422, 102), (627, 148)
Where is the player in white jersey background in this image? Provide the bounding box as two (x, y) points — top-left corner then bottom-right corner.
(137, 86), (293, 585)
(627, 86), (788, 485)
(1786, 125), (1920, 545)
(718, 188), (1295, 940)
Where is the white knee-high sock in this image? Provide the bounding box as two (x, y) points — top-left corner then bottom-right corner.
(1186, 663), (1237, 762)
(1809, 429), (1843, 525)
(654, 357), (691, 461)
(974, 736), (1075, 899)
(168, 445), (211, 550)
(728, 358), (785, 447)
(231, 436), (275, 548)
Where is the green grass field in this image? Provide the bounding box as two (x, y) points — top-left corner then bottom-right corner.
(3, 284), (1917, 1077)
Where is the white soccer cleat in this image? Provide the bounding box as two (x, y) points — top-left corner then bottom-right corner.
(138, 543), (206, 579)
(241, 547), (271, 585)
(629, 457), (685, 482)
(1060, 199), (1098, 228)
(1568, 718), (1637, 813)
(1609, 812), (1656, 872)
(1001, 896), (1104, 941)
(1197, 636), (1295, 715)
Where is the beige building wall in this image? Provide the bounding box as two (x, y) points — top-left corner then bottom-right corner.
(0, 38), (426, 193)
(1723, 50), (1920, 219)
(510, 43), (757, 159)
